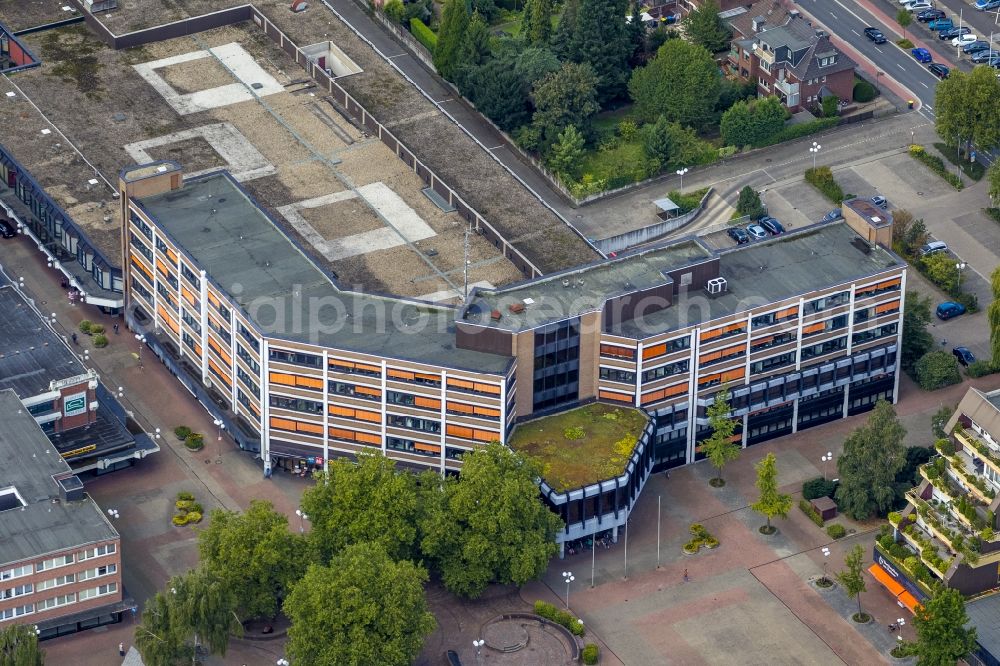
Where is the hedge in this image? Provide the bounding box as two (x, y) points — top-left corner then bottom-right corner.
(853, 79), (876, 103)
(753, 117), (838, 148)
(802, 477), (836, 501)
(410, 18), (437, 53)
(804, 166), (844, 204)
(799, 499), (824, 527)
(909, 145), (963, 190)
(967, 360), (997, 378)
(582, 644), (599, 665)
(826, 524), (846, 539)
(534, 601), (585, 636)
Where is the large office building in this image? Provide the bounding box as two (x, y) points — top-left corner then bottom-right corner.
(0, 390), (126, 638)
(120, 163), (905, 477)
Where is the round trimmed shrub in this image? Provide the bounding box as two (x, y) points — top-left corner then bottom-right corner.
(78, 320), (93, 334)
(853, 79), (876, 103)
(92, 334), (109, 348)
(582, 643), (599, 665)
(176, 491), (195, 502)
(174, 426), (192, 441)
(184, 433), (204, 451)
(185, 511), (202, 524)
(703, 536), (719, 548)
(683, 540), (700, 554)
(172, 514), (188, 526)
(175, 499), (194, 512)
(826, 524), (846, 539)
(89, 324), (105, 335)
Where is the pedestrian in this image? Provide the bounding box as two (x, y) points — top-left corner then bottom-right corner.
(683, 568), (689, 582)
(71, 333), (78, 345)
(119, 642), (125, 657)
(113, 322), (119, 335)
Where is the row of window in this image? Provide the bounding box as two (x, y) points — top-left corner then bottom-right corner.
(751, 306), (798, 328)
(750, 351), (796, 375)
(237, 367), (260, 398)
(800, 336), (848, 361)
(599, 367), (635, 384)
(852, 323), (898, 345)
(269, 395), (323, 415)
(642, 360), (690, 383)
(0, 582), (119, 620)
(270, 349), (322, 368)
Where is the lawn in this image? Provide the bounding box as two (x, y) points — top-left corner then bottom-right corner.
(508, 402), (649, 492)
(933, 142), (984, 181)
(578, 140), (646, 183)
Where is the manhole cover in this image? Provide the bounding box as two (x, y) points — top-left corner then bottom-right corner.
(765, 158), (772, 162)
(917, 191), (924, 196)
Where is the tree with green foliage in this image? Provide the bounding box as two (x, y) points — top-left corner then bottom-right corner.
(434, 0), (469, 81)
(989, 162), (1000, 206)
(515, 47), (561, 86)
(921, 252), (961, 293)
(523, 0), (554, 45)
(164, 568), (243, 660)
(990, 266), (1000, 369)
(567, 0), (631, 104)
(910, 587), (977, 666)
(640, 114), (673, 166)
(701, 387), (740, 486)
(419, 442), (562, 598)
(383, 0), (405, 23)
(530, 61), (600, 151)
(685, 0), (731, 52)
(135, 590), (189, 666)
(626, 2), (647, 67)
(902, 290), (934, 377)
(931, 405), (954, 440)
(551, 0), (579, 59)
(548, 125), (586, 178)
(284, 543), (436, 666)
(197, 500), (307, 620)
(914, 350), (962, 391)
(301, 452), (419, 564)
(736, 185), (765, 219)
(821, 94), (839, 118)
(0, 624), (44, 665)
(462, 59), (532, 131)
(835, 399), (906, 520)
(721, 96), (786, 148)
(459, 11), (492, 67)
(935, 66), (1000, 159)
(896, 8), (913, 42)
(629, 39), (721, 128)
(836, 545), (868, 622)
(750, 452), (792, 533)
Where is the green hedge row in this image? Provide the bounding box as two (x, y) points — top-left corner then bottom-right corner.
(410, 18), (437, 53)
(799, 499), (824, 527)
(753, 117), (838, 148)
(909, 145), (963, 190)
(534, 601), (586, 636)
(804, 166), (844, 204)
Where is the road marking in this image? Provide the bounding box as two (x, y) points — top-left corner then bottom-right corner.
(925, 104), (933, 110)
(875, 46), (884, 53)
(435, 98), (454, 103)
(921, 81), (930, 88)
(852, 29), (861, 36)
(386, 53), (408, 59)
(897, 63), (906, 70)
(487, 145), (503, 151)
(829, 11), (838, 18)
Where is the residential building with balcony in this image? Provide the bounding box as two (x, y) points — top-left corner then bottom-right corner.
(119, 161), (905, 481)
(728, 9), (856, 111)
(875, 387), (1000, 604)
(0, 390), (127, 639)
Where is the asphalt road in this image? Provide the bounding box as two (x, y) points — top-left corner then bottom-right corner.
(801, 0), (945, 118)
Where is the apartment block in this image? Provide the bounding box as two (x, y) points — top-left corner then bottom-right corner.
(119, 161), (904, 479)
(0, 390), (126, 638)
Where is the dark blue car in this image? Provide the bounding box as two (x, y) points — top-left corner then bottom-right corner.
(936, 301), (967, 320)
(911, 47), (933, 63)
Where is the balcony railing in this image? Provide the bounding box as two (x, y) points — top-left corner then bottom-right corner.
(898, 518), (953, 578)
(935, 440), (996, 503)
(754, 44), (775, 64)
(774, 78), (798, 96)
(956, 428), (1000, 478)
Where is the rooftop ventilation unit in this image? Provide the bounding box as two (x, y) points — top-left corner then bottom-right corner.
(706, 277), (728, 295)
(509, 303), (525, 314)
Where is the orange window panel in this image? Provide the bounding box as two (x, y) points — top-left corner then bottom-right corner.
(664, 383), (687, 397)
(700, 350), (721, 364)
(270, 417), (297, 431)
(208, 337), (232, 365)
(194, 344), (202, 357)
(355, 386), (381, 397)
(207, 291), (220, 307)
(875, 300), (900, 315)
(329, 427), (355, 441)
(752, 335), (774, 347)
(389, 369), (415, 381)
(269, 372), (296, 386)
(208, 359), (231, 385)
(803, 322), (824, 335)
(414, 442), (441, 453)
(722, 368), (745, 383)
(473, 383), (500, 395)
(296, 376), (323, 390)
(297, 421), (323, 435)
(355, 409), (381, 423)
(356, 431), (381, 445)
(777, 306), (798, 319)
(448, 378), (475, 390)
(642, 343), (666, 360)
(415, 372), (440, 382)
(877, 278), (901, 290)
(641, 390), (664, 405)
(474, 406), (500, 418)
(699, 373), (721, 386)
(602, 344), (636, 359)
(157, 306), (179, 333)
(356, 363), (381, 374)
(166, 249), (178, 263)
(448, 402), (474, 414)
(700, 328), (721, 342)
(181, 286), (196, 306)
(447, 425), (474, 439)
(414, 397), (441, 410)
(329, 405), (355, 418)
(131, 256), (154, 281)
(599, 390), (633, 403)
(473, 429), (497, 442)
(247, 402), (260, 417)
(155, 258), (170, 277)
(856, 285), (877, 296)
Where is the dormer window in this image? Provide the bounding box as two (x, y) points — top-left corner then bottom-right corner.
(819, 55), (836, 67)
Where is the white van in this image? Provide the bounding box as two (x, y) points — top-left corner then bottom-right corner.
(919, 240), (948, 256)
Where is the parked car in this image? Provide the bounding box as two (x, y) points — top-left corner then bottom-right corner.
(952, 34), (978, 47)
(0, 219), (14, 239)
(936, 301), (967, 320)
(952, 347), (976, 366)
(928, 63), (951, 79)
(919, 240), (949, 255)
(445, 650), (463, 666)
(871, 195), (888, 209)
(940, 26), (972, 39)
(917, 8), (946, 21)
(746, 224), (769, 240)
(822, 209), (843, 222)
(962, 40), (991, 54)
(906, 1), (933, 11)
(976, 0), (1000, 10)
(971, 49), (1000, 62)
(928, 17), (954, 31)
(863, 27), (887, 42)
(727, 226), (750, 244)
(911, 47), (933, 63)
(760, 217), (785, 235)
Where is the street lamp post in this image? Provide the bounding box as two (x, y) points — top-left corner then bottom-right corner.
(473, 639), (484, 666)
(295, 509), (308, 534)
(277, 659), (290, 666)
(821, 546), (831, 584)
(821, 451), (833, 481)
(676, 167), (689, 191)
(562, 571), (575, 609)
(134, 333), (146, 368)
(810, 142), (822, 169)
(875, 70), (883, 93)
(956, 261), (967, 293)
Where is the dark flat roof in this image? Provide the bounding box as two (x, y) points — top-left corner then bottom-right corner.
(136, 172), (513, 373)
(0, 390), (118, 567)
(966, 592), (1000, 658)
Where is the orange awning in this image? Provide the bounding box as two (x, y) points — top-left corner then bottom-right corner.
(897, 591), (922, 614)
(868, 564), (906, 597)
